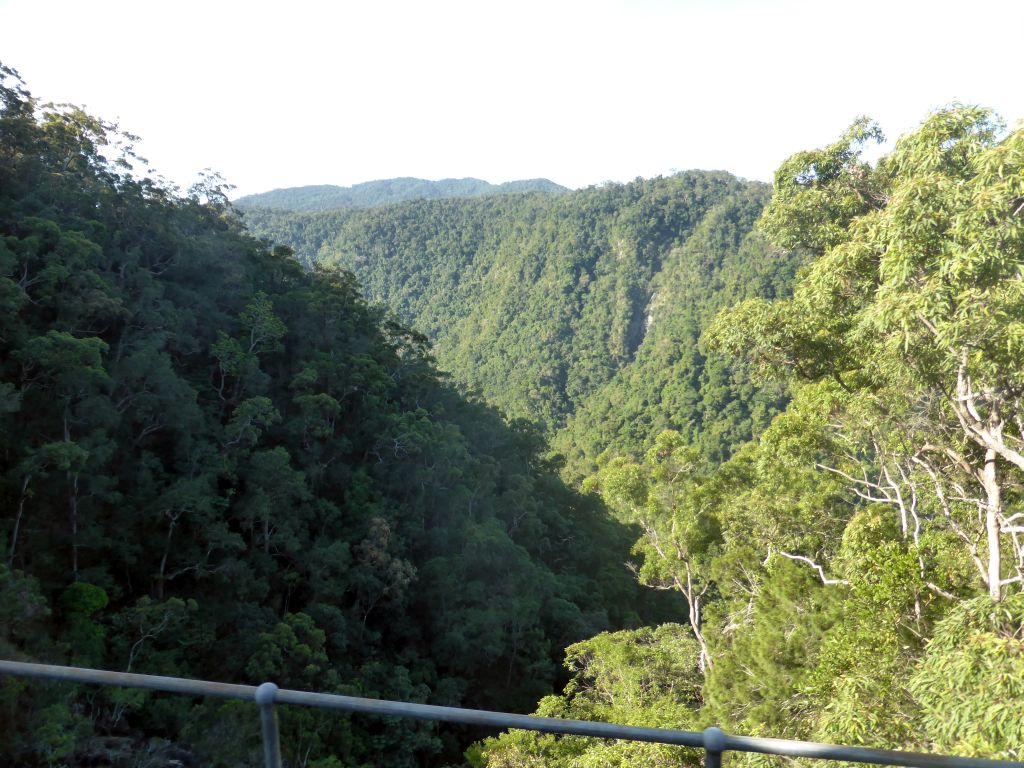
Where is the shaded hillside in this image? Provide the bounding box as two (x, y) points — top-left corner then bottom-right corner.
(243, 174), (802, 477)
(234, 177), (568, 212)
(0, 66), (655, 767)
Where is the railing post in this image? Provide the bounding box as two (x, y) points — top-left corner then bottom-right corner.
(703, 726), (726, 768)
(255, 682), (283, 768)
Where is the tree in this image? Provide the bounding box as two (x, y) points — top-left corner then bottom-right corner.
(17, 331), (110, 578)
(909, 593), (1024, 759)
(586, 431), (721, 671)
(478, 625), (704, 768)
(709, 106), (1024, 602)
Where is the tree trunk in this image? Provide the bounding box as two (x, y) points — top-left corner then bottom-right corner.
(9, 475), (30, 568)
(64, 408), (80, 581)
(685, 567), (713, 672)
(983, 446), (1002, 601)
(157, 517), (176, 600)
(69, 469), (80, 581)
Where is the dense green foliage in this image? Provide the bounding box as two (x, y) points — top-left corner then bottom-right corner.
(0, 66), (658, 766)
(6, 54), (1023, 767)
(475, 625), (705, 768)
(483, 108), (1024, 765)
(243, 175), (801, 479)
(234, 177), (568, 213)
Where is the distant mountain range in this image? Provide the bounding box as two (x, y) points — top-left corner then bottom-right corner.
(233, 177), (569, 212)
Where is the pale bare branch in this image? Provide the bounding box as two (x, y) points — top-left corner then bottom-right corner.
(770, 549), (849, 586)
(925, 581), (958, 601)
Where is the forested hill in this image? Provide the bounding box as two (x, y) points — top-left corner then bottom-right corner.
(4, 55), (1024, 768)
(242, 174), (802, 477)
(0, 65), (662, 766)
(480, 108), (1024, 766)
(233, 177), (568, 212)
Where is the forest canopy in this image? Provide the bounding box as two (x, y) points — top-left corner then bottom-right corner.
(2, 55), (1023, 768)
(0, 64), (660, 766)
(242, 172), (802, 480)
(481, 107), (1024, 766)
(233, 178), (568, 212)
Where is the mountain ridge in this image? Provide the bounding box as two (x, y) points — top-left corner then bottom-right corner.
(234, 176), (569, 212)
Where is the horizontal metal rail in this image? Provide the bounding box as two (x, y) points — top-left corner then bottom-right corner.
(2, 659), (1020, 768)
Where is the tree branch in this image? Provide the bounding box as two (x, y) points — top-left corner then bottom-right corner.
(770, 549), (849, 586)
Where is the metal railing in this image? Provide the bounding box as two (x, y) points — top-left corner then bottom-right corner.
(1, 659), (1020, 768)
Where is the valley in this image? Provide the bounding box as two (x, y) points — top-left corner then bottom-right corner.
(1, 61), (1023, 767)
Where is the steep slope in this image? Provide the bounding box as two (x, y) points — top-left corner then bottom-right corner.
(234, 176), (568, 212)
(0, 68), (653, 767)
(554, 185), (797, 471)
(243, 173), (803, 477)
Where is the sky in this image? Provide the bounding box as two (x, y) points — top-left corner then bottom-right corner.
(2, 0), (1023, 198)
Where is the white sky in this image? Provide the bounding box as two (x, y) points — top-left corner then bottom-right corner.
(1, 0), (1023, 198)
